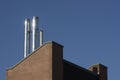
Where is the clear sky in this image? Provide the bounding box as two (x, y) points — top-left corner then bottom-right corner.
(0, 0), (119, 80)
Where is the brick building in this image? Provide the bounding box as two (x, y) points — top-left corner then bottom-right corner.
(6, 41), (107, 80)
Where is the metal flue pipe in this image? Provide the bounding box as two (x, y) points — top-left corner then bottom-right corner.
(24, 18), (30, 58)
(32, 16), (39, 52)
(40, 30), (43, 47)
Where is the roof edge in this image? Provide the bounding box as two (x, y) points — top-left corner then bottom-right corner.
(63, 59), (98, 76)
(6, 41), (63, 70)
(88, 63), (108, 69)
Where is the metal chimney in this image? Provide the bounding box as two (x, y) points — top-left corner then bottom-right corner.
(40, 30), (43, 46)
(24, 18), (30, 58)
(32, 16), (39, 52)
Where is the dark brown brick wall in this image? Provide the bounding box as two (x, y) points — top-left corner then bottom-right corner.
(63, 60), (99, 80)
(52, 42), (63, 80)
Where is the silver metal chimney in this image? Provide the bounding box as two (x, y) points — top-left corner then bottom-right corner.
(32, 16), (39, 52)
(24, 18), (30, 58)
(40, 30), (43, 46)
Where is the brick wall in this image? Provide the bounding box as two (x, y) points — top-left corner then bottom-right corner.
(6, 41), (63, 80)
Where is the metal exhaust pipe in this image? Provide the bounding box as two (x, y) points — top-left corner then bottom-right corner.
(24, 18), (30, 58)
(40, 30), (43, 47)
(32, 16), (39, 52)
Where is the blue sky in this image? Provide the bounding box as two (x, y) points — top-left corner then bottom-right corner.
(0, 0), (119, 80)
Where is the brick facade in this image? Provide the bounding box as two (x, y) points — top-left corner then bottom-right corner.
(6, 41), (63, 80)
(6, 41), (107, 80)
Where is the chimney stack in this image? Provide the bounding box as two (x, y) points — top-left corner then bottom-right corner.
(40, 30), (43, 47)
(32, 16), (39, 52)
(24, 16), (44, 58)
(24, 18), (30, 58)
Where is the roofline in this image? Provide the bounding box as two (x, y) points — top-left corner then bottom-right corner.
(63, 59), (98, 76)
(88, 63), (108, 69)
(6, 41), (63, 70)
